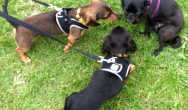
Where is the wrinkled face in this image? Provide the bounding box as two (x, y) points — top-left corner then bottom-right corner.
(102, 26), (137, 55)
(121, 0), (145, 23)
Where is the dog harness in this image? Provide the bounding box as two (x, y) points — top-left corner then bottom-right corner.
(100, 56), (131, 81)
(56, 8), (88, 34)
(146, 0), (161, 18)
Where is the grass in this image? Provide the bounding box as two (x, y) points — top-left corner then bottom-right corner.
(0, 0), (188, 110)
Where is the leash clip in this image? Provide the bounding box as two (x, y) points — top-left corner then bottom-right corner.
(97, 56), (117, 63)
(49, 4), (62, 11)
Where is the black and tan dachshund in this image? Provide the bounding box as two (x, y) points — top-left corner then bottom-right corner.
(2, 0), (120, 63)
(64, 26), (137, 110)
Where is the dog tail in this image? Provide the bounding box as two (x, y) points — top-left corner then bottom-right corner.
(169, 36), (182, 48)
(2, 0), (18, 28)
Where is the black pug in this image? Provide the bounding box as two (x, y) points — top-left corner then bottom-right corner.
(64, 26), (137, 110)
(121, 0), (184, 56)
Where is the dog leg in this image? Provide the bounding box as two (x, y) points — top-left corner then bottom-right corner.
(63, 28), (82, 53)
(139, 21), (153, 37)
(123, 64), (135, 83)
(130, 64), (135, 73)
(152, 24), (178, 56)
(170, 36), (182, 48)
(16, 47), (31, 63)
(63, 34), (78, 53)
(152, 33), (166, 56)
(152, 44), (164, 56)
(80, 30), (86, 37)
(14, 28), (34, 63)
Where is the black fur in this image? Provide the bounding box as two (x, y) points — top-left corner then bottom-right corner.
(64, 26), (137, 110)
(102, 26), (137, 54)
(121, 0), (184, 56)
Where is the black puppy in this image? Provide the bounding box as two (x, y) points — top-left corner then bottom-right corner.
(121, 0), (184, 56)
(64, 26), (137, 110)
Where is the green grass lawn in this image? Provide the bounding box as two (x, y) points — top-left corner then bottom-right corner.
(0, 0), (188, 110)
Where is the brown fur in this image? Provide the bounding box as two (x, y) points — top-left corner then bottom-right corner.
(13, 0), (120, 63)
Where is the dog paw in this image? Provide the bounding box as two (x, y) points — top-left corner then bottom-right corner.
(27, 58), (31, 63)
(130, 64), (135, 73)
(63, 45), (70, 53)
(139, 31), (151, 37)
(151, 50), (159, 56)
(22, 57), (31, 63)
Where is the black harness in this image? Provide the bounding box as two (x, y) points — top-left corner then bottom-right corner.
(56, 8), (88, 34)
(101, 56), (131, 81)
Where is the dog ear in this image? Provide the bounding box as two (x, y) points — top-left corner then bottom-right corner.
(127, 36), (137, 52)
(86, 14), (100, 27)
(102, 35), (111, 54)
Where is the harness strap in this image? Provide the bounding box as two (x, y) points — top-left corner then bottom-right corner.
(56, 9), (88, 34)
(0, 11), (100, 61)
(146, 0), (161, 18)
(151, 0), (160, 17)
(101, 57), (131, 81)
(102, 63), (123, 81)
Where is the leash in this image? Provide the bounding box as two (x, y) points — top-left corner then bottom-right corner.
(1, 0), (131, 82)
(0, 0), (120, 64)
(0, 11), (103, 62)
(32, 0), (62, 11)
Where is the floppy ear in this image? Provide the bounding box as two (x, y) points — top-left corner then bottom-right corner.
(102, 35), (111, 54)
(127, 36), (137, 52)
(86, 14), (100, 27)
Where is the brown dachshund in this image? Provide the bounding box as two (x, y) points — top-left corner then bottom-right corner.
(4, 0), (120, 63)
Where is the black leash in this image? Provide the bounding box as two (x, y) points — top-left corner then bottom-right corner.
(0, 12), (101, 62)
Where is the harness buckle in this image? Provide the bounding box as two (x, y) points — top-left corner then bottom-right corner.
(97, 56), (117, 63)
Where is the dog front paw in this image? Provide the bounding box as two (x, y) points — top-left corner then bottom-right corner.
(130, 64), (135, 73)
(22, 57), (31, 63)
(139, 31), (151, 37)
(151, 50), (160, 56)
(63, 45), (70, 53)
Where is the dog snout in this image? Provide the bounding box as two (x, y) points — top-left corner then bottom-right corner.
(126, 13), (135, 23)
(105, 11), (121, 21)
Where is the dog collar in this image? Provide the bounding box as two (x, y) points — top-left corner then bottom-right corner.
(101, 56), (131, 81)
(147, 0), (161, 18)
(56, 8), (88, 34)
(146, 0), (152, 10)
(76, 8), (87, 26)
